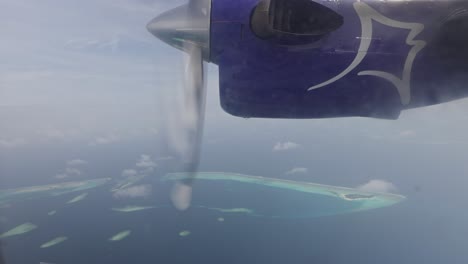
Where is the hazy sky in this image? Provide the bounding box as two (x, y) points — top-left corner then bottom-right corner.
(0, 0), (187, 105)
(1, 0), (468, 190)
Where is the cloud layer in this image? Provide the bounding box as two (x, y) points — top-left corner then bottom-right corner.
(67, 159), (88, 166)
(121, 169), (138, 177)
(273, 141), (300, 151)
(118, 154), (158, 182)
(0, 138), (26, 148)
(89, 134), (120, 146)
(136, 154), (157, 169)
(357, 180), (397, 193)
(55, 158), (87, 179)
(285, 167), (308, 175)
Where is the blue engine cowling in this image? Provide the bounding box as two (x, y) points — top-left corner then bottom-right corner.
(210, 0), (468, 119)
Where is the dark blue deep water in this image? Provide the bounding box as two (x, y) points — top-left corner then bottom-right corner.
(1, 125), (468, 264)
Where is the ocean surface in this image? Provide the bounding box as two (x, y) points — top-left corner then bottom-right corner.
(1, 106), (468, 264)
(0, 144), (466, 264)
(0, 178), (405, 264)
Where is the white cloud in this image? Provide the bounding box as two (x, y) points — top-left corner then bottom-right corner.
(398, 130), (416, 138)
(357, 180), (397, 193)
(136, 154), (157, 169)
(55, 160), (84, 179)
(113, 184), (152, 199)
(285, 167), (308, 175)
(273, 141), (300, 151)
(156, 156), (173, 161)
(55, 168), (82, 179)
(121, 169), (138, 177)
(0, 138), (26, 148)
(55, 173), (68, 179)
(89, 134), (120, 145)
(36, 128), (81, 141)
(39, 128), (65, 139)
(65, 167), (82, 176)
(66, 36), (121, 52)
(119, 155), (157, 180)
(67, 159), (87, 166)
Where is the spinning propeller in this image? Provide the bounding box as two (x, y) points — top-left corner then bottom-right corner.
(147, 0), (211, 210)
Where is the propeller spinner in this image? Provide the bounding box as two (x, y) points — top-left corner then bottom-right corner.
(147, 0), (211, 210)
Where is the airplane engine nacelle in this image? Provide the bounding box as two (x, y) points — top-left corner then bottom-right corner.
(210, 0), (468, 119)
(250, 0), (344, 46)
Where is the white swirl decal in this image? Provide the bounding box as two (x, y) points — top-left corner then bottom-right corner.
(308, 2), (426, 105)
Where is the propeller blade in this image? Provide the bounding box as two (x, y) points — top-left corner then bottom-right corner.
(147, 0), (211, 210)
(170, 44), (207, 211)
